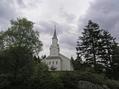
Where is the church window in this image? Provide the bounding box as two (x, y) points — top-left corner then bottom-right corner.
(56, 61), (58, 64)
(52, 61), (54, 64)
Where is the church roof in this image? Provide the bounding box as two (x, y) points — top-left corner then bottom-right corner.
(46, 56), (61, 60)
(59, 54), (70, 60)
(45, 54), (70, 61)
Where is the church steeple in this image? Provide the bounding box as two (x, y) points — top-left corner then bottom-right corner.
(52, 26), (57, 39)
(50, 26), (60, 56)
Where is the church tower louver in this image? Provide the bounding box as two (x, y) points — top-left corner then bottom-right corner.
(43, 27), (73, 71)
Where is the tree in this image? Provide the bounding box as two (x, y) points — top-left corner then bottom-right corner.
(71, 56), (82, 70)
(77, 20), (102, 70)
(76, 20), (118, 75)
(111, 45), (119, 79)
(2, 18), (42, 55)
(0, 18), (43, 89)
(0, 17), (43, 75)
(98, 30), (116, 72)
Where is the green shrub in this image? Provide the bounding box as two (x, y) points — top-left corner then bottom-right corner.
(105, 79), (119, 89)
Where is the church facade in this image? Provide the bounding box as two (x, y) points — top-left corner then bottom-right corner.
(43, 29), (73, 71)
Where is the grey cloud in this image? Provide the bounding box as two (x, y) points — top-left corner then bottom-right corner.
(59, 33), (77, 51)
(34, 21), (71, 35)
(0, 0), (18, 30)
(15, 0), (26, 8)
(62, 12), (76, 23)
(60, 39), (76, 50)
(0, 0), (15, 19)
(15, 0), (42, 9)
(79, 0), (119, 40)
(59, 7), (76, 23)
(34, 21), (53, 35)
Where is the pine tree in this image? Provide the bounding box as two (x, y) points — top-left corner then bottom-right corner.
(111, 45), (119, 79)
(98, 30), (116, 69)
(71, 56), (82, 70)
(77, 20), (118, 75)
(77, 20), (102, 70)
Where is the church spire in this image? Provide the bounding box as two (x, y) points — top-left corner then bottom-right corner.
(52, 25), (57, 39)
(50, 25), (59, 56)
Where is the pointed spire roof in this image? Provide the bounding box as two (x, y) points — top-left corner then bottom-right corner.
(52, 25), (57, 39)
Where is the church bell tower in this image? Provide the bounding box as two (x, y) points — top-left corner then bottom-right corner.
(50, 27), (60, 56)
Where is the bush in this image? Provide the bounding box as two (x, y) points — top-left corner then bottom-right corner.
(105, 80), (119, 89)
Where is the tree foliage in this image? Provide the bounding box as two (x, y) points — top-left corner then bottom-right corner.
(76, 20), (102, 70)
(0, 18), (44, 89)
(111, 45), (119, 80)
(75, 20), (118, 76)
(1, 18), (42, 55)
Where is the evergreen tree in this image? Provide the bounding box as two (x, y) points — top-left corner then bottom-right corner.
(71, 56), (82, 70)
(111, 45), (119, 79)
(76, 20), (118, 75)
(77, 20), (102, 70)
(98, 30), (116, 71)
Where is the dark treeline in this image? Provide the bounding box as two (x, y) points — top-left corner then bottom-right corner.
(0, 18), (119, 89)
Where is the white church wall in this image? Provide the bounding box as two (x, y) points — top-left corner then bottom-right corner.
(44, 59), (62, 71)
(59, 54), (73, 71)
(50, 45), (59, 56)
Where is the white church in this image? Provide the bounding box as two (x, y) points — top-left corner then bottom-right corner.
(43, 28), (73, 71)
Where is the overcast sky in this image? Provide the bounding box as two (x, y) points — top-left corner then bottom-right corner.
(0, 0), (119, 58)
